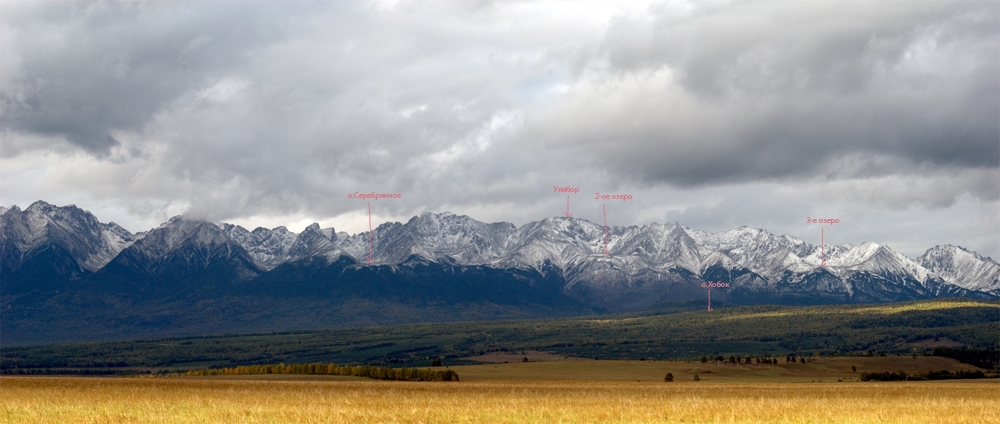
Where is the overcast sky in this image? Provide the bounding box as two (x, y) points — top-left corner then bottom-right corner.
(1, 0), (997, 259)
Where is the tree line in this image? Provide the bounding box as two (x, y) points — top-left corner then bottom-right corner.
(932, 347), (999, 370)
(0, 368), (146, 376)
(859, 369), (986, 381)
(700, 354), (785, 365)
(183, 363), (459, 381)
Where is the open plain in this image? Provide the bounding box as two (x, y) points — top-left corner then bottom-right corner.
(2, 357), (997, 424)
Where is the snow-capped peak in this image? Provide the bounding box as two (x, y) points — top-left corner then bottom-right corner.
(130, 216), (232, 259)
(918, 244), (1000, 295)
(0, 202), (138, 272)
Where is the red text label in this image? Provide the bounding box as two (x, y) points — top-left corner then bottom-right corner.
(349, 192), (402, 200)
(806, 217), (839, 225)
(595, 193), (632, 201)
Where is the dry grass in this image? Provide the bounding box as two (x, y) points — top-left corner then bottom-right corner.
(2, 376), (997, 424)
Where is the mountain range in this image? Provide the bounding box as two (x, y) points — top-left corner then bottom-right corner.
(2, 200), (998, 346)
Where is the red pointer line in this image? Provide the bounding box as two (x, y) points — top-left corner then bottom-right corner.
(603, 203), (608, 254)
(821, 228), (825, 267)
(368, 201), (373, 263)
(565, 196), (572, 217)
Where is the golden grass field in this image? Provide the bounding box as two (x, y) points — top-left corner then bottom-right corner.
(2, 358), (997, 424)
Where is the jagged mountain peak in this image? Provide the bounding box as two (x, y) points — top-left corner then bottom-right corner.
(497, 216), (621, 271)
(155, 215), (186, 229)
(404, 212), (513, 238)
(643, 221), (684, 231)
(217, 222), (342, 270)
(607, 222), (701, 270)
(411, 210), (456, 221)
(252, 225), (289, 235)
(299, 222), (338, 241)
(0, 201), (137, 273)
(91, 217), (261, 290)
(352, 212), (516, 264)
(125, 216), (245, 264)
(921, 244), (995, 264)
(374, 220), (404, 233)
(25, 200), (58, 212)
(918, 244), (1000, 294)
(686, 225), (812, 278)
(825, 242), (883, 265)
(688, 225), (807, 252)
(226, 224), (297, 270)
(219, 223), (253, 246)
(810, 242), (931, 283)
(279, 223), (344, 266)
(528, 216), (605, 238)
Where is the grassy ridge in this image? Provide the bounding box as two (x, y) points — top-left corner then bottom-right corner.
(2, 298), (997, 372)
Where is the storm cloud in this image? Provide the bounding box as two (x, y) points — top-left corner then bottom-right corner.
(1, 0), (997, 259)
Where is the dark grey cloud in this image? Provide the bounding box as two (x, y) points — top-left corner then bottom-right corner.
(525, 0), (998, 188)
(1, 1), (318, 154)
